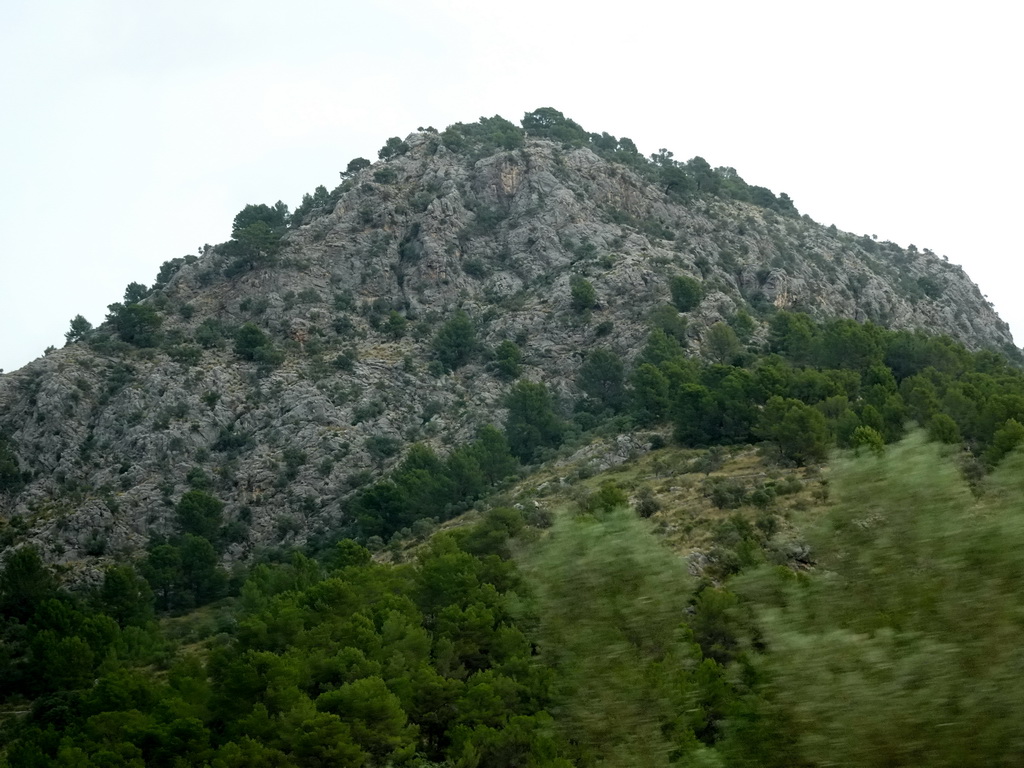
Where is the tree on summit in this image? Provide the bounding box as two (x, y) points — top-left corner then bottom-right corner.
(64, 314), (92, 345)
(378, 137), (410, 160)
(232, 202), (289, 235)
(521, 108), (589, 145)
(222, 202), (290, 275)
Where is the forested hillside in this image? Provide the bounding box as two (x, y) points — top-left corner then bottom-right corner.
(3, 108), (1024, 765)
(0, 109), (1014, 570)
(5, 431), (1024, 766)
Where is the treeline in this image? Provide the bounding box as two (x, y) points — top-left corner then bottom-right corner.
(10, 438), (1024, 765)
(569, 310), (1024, 469)
(9, 298), (1024, 764)
(0, 510), (573, 766)
(347, 426), (519, 542)
(440, 108), (799, 215)
(350, 308), (1024, 544)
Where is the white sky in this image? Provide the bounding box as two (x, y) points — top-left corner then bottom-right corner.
(2, 0), (1021, 373)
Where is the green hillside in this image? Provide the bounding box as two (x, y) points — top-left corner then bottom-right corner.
(3, 109), (1024, 766)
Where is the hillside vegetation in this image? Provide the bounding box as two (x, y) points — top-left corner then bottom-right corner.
(2, 108), (1024, 765)
(0, 108), (1015, 569)
(5, 434), (1024, 765)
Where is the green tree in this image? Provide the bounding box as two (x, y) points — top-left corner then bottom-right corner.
(769, 312), (818, 364)
(525, 509), (697, 767)
(758, 396), (832, 465)
(378, 137), (410, 160)
(30, 632), (95, 690)
(648, 304), (688, 343)
(491, 340), (522, 380)
(577, 481), (629, 515)
(0, 435), (26, 494)
(343, 157), (371, 176)
(64, 314), (93, 345)
(468, 424), (519, 484)
(985, 418), (1024, 467)
(316, 676), (416, 760)
(221, 203), (289, 275)
(0, 546), (57, 621)
(176, 490), (225, 543)
(630, 363), (671, 425)
(521, 108), (589, 144)
(638, 328), (687, 368)
(232, 202), (289, 235)
(107, 302), (162, 347)
(927, 413), (962, 444)
(704, 322), (742, 365)
(97, 565), (154, 627)
(577, 349), (626, 413)
(123, 282), (149, 305)
(672, 383), (717, 446)
(179, 534), (227, 606)
(669, 275), (703, 312)
(432, 311), (477, 371)
(384, 311), (407, 339)
(687, 156), (719, 194)
(505, 381), (565, 462)
(570, 276), (597, 312)
(851, 425), (885, 456)
(234, 323), (283, 366)
(142, 544), (183, 612)
(757, 435), (1024, 767)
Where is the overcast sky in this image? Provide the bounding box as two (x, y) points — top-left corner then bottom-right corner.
(2, 0), (1021, 373)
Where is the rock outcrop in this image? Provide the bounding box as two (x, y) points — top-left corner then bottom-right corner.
(0, 118), (1014, 572)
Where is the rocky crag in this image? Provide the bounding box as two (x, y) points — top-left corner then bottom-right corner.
(0, 110), (1014, 572)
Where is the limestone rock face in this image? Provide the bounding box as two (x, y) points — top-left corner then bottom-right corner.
(0, 129), (1014, 573)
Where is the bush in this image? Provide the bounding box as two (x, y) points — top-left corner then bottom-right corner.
(505, 381), (566, 462)
(107, 302), (162, 347)
(669, 275), (703, 312)
(432, 311), (477, 370)
(176, 490), (224, 543)
(704, 478), (747, 509)
(570, 276), (597, 312)
(64, 315), (93, 345)
(635, 487), (661, 518)
(234, 323), (283, 366)
(577, 348), (626, 413)
(0, 436), (27, 494)
(378, 137), (410, 160)
(491, 340), (522, 380)
(343, 157), (371, 176)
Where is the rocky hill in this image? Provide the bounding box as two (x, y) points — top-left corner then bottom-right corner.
(0, 109), (1014, 572)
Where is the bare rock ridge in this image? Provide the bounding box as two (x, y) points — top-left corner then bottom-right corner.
(0, 110), (1014, 570)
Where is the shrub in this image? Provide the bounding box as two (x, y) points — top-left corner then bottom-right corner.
(378, 137), (410, 160)
(635, 487), (661, 518)
(0, 436), (27, 494)
(577, 349), (626, 413)
(570, 276), (597, 312)
(343, 157), (371, 176)
(669, 275), (703, 312)
(234, 323), (283, 366)
(107, 302), (162, 347)
(491, 340), (522, 380)
(176, 490), (224, 543)
(432, 311), (477, 370)
(505, 381), (566, 462)
(65, 315), (93, 345)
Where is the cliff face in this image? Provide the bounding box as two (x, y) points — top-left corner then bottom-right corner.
(0, 121), (1013, 570)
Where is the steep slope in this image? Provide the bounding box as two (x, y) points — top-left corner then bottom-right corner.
(0, 111), (1014, 570)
